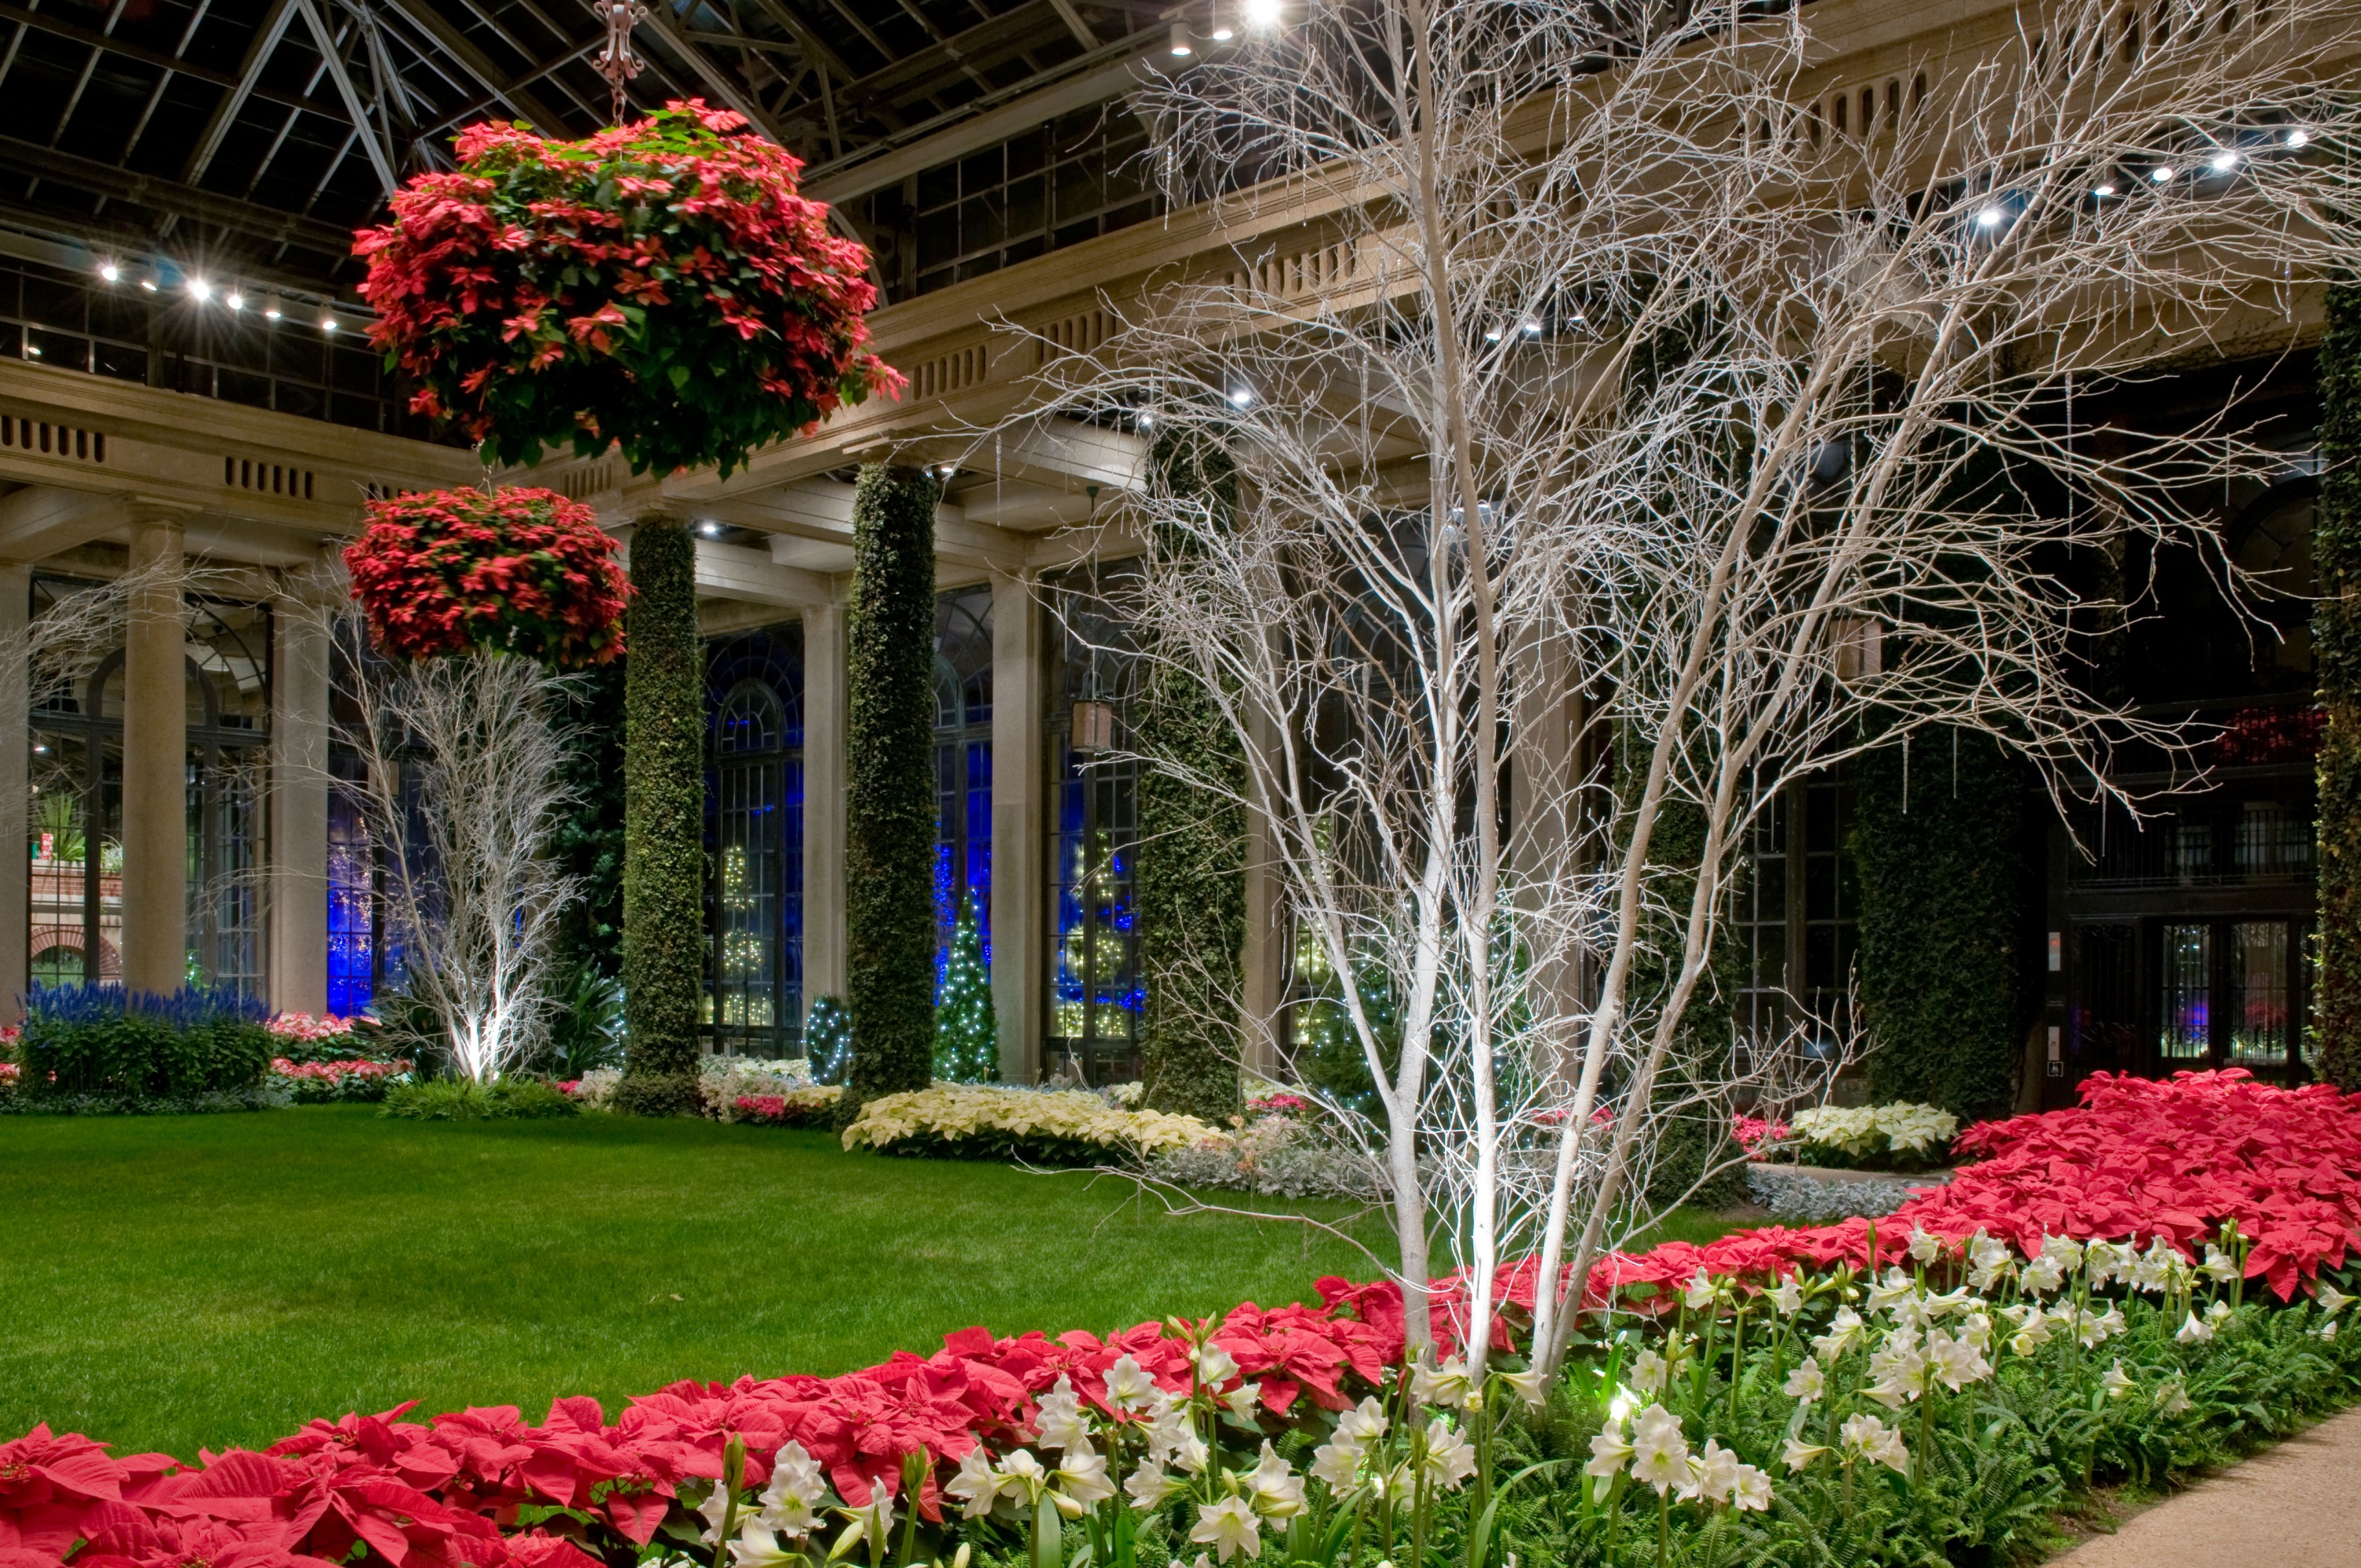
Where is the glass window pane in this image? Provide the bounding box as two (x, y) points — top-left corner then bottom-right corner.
(2160, 922), (2212, 1061)
(2230, 921), (2289, 1064)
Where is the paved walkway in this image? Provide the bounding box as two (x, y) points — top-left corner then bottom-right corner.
(2056, 1403), (2361, 1567)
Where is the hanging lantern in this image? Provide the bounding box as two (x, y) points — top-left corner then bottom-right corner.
(1071, 699), (1117, 753)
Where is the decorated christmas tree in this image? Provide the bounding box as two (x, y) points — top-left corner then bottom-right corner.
(933, 892), (998, 1083)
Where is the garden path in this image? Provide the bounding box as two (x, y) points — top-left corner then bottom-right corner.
(2056, 1403), (2361, 1566)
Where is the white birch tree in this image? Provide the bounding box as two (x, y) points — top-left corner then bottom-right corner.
(1008, 0), (2361, 1371)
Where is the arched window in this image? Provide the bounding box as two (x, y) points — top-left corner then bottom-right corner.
(705, 629), (804, 1057)
(27, 578), (272, 998)
(934, 587), (994, 993)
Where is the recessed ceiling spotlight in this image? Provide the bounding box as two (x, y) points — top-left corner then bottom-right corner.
(1483, 326), (1504, 342)
(1520, 319), (1543, 334)
(2093, 182), (2117, 197)
(264, 305), (283, 320)
(226, 292), (244, 312)
(2288, 127), (2312, 147)
(187, 278), (212, 301)
(2151, 164), (2175, 183)
(1243, 0), (1280, 26)
(1228, 387), (1253, 408)
(98, 261), (120, 282)
(24, 343), (39, 356)
(1169, 21), (1192, 53)
(2210, 149), (2240, 173)
(321, 316), (338, 332)
(700, 519), (723, 537)
(1975, 206), (2007, 228)
(1138, 412), (1157, 429)
(138, 277), (157, 292)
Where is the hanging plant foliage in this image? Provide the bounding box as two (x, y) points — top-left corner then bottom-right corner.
(345, 486), (630, 668)
(354, 101), (905, 478)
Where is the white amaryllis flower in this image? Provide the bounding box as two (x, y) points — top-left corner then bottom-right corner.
(1967, 1233), (2016, 1292)
(2202, 1246), (2241, 1284)
(1906, 1227), (1942, 1264)
(1765, 1278), (1804, 1316)
(1420, 1419), (1477, 1491)
(1838, 1415), (1909, 1474)
(1126, 1461), (1184, 1512)
(1245, 1442), (1306, 1518)
(1925, 1331), (1992, 1392)
(1780, 1437), (1829, 1474)
(2206, 1298), (2234, 1324)
(1103, 1355), (1160, 1413)
(2176, 1311), (2215, 1345)
(1336, 1396), (1390, 1449)
(1223, 1382), (1265, 1421)
(1628, 1405), (1690, 1496)
(2087, 1306), (2128, 1346)
(729, 1519), (801, 1568)
(759, 1441), (830, 1537)
(1627, 1348), (1669, 1394)
(2156, 1382), (2193, 1417)
(1309, 1440), (1364, 1493)
(1731, 1464), (1773, 1512)
(1783, 1356), (1825, 1403)
(1054, 1441), (1118, 1511)
(833, 1481), (897, 1558)
(2100, 1362), (2134, 1401)
(2130, 1240), (2175, 1293)
(2324, 1320), (2343, 1343)
(1675, 1438), (1742, 1505)
(2084, 1240), (2129, 1286)
(1584, 1420), (1634, 1480)
(1194, 1345), (1241, 1389)
(1189, 1496), (1263, 1562)
(1683, 1271), (1722, 1312)
(1811, 1308), (1865, 1360)
(2020, 1256), (2067, 1297)
(1498, 1365), (1549, 1410)
(1410, 1356), (1479, 1411)
(1865, 1270), (1919, 1318)
(1035, 1377), (1092, 1451)
(946, 1446), (1004, 1520)
(696, 1478), (740, 1546)
(1923, 1286), (1975, 1320)
(2318, 1283), (2353, 1319)
(2039, 1234), (2086, 1272)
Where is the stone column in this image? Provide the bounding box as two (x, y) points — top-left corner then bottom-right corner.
(268, 588), (331, 1015)
(800, 599), (848, 1013)
(0, 563), (28, 1022)
(989, 570), (1044, 1083)
(1238, 700), (1287, 1077)
(120, 511), (188, 996)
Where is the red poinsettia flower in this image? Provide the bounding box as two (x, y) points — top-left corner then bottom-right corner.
(345, 488), (628, 668)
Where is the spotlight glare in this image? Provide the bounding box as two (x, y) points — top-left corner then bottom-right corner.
(2209, 149), (2240, 172)
(1243, 0), (1280, 26)
(2289, 127), (2311, 147)
(1483, 327), (1503, 342)
(1210, 20), (1232, 39)
(138, 277), (157, 291)
(187, 278), (211, 301)
(1228, 387), (1253, 408)
(1520, 319), (1543, 335)
(98, 261), (120, 282)
(2151, 164), (2175, 182)
(226, 292), (244, 312)
(1975, 205), (2007, 228)
(321, 316), (338, 332)
(700, 520), (723, 537)
(2093, 183), (2117, 197)
(264, 306), (283, 320)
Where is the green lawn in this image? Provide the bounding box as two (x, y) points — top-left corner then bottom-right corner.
(0, 1106), (1739, 1459)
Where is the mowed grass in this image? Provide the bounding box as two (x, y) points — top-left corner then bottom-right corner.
(0, 1106), (1742, 1459)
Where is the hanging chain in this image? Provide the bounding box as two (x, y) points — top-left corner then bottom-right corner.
(592, 0), (650, 126)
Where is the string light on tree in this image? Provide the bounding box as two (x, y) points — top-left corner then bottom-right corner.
(933, 891), (997, 1082)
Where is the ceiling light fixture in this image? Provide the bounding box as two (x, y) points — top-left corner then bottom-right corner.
(2288, 127), (2312, 147)
(138, 277), (157, 292)
(2093, 182), (2117, 197)
(1483, 326), (1504, 341)
(98, 261), (120, 282)
(264, 305), (283, 320)
(1244, 0), (1280, 27)
(1520, 319), (1543, 334)
(321, 316), (338, 332)
(2209, 149), (2240, 172)
(1209, 1), (1232, 39)
(2151, 164), (2175, 183)
(1138, 412), (1156, 429)
(1975, 206), (2007, 228)
(1229, 387), (1253, 408)
(1169, 21), (1192, 53)
(187, 278), (212, 301)
(226, 292), (244, 312)
(700, 520), (723, 537)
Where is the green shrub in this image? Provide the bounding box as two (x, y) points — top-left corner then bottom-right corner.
(17, 985), (272, 1103)
(380, 1077), (580, 1121)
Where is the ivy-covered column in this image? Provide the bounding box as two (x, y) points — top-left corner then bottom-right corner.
(1853, 728), (2027, 1120)
(837, 465), (941, 1126)
(1136, 432), (1249, 1124)
(2316, 282), (2361, 1090)
(618, 515), (706, 1115)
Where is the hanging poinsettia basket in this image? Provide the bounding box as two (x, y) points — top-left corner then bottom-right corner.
(345, 487), (630, 668)
(355, 101), (905, 478)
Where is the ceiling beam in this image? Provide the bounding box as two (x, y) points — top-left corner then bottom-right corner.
(181, 0), (303, 185)
(295, 0), (401, 196)
(804, 45), (1157, 204)
(632, 1), (787, 140)
(0, 133), (353, 253)
(0, 488), (127, 563)
(0, 0), (345, 119)
(371, 0), (572, 135)
(693, 537), (833, 607)
(1044, 0), (1098, 49)
(709, 480), (1027, 570)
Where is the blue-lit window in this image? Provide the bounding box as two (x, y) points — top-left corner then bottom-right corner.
(704, 626), (804, 1057)
(1044, 567), (1141, 1082)
(326, 749), (377, 1016)
(935, 588), (994, 992)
